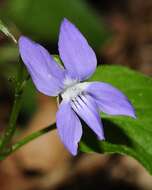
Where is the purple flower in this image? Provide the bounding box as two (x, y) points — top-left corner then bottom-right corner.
(18, 18), (136, 155)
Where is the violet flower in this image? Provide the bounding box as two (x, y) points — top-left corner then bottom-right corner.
(18, 18), (136, 155)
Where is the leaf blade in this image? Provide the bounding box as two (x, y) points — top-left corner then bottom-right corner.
(80, 65), (152, 174)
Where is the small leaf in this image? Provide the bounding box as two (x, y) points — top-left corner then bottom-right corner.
(0, 19), (17, 43)
(80, 65), (152, 174)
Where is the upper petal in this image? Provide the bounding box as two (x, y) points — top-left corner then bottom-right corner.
(71, 94), (104, 140)
(18, 36), (65, 96)
(58, 18), (97, 81)
(86, 82), (136, 118)
(56, 100), (82, 155)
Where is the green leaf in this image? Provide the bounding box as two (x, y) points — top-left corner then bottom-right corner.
(0, 19), (17, 43)
(1, 0), (109, 48)
(80, 65), (152, 174)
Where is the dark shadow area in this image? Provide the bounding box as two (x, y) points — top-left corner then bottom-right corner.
(22, 168), (44, 179)
(88, 0), (129, 15)
(81, 118), (132, 153)
(57, 155), (141, 190)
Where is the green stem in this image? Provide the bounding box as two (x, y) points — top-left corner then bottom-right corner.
(0, 61), (25, 152)
(2, 124), (56, 158)
(0, 94), (22, 150)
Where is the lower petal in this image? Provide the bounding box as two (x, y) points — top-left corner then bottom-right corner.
(56, 100), (82, 155)
(71, 95), (105, 140)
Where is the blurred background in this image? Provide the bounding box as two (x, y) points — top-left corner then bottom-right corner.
(0, 0), (152, 189)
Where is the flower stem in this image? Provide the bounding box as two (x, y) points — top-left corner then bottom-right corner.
(0, 124), (56, 159)
(12, 124), (56, 153)
(0, 60), (25, 153)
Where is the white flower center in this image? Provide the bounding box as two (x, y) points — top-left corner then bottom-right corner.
(61, 78), (89, 101)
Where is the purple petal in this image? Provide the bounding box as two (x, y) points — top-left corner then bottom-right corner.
(86, 82), (136, 118)
(71, 94), (105, 140)
(58, 18), (97, 81)
(18, 36), (65, 96)
(56, 100), (82, 155)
